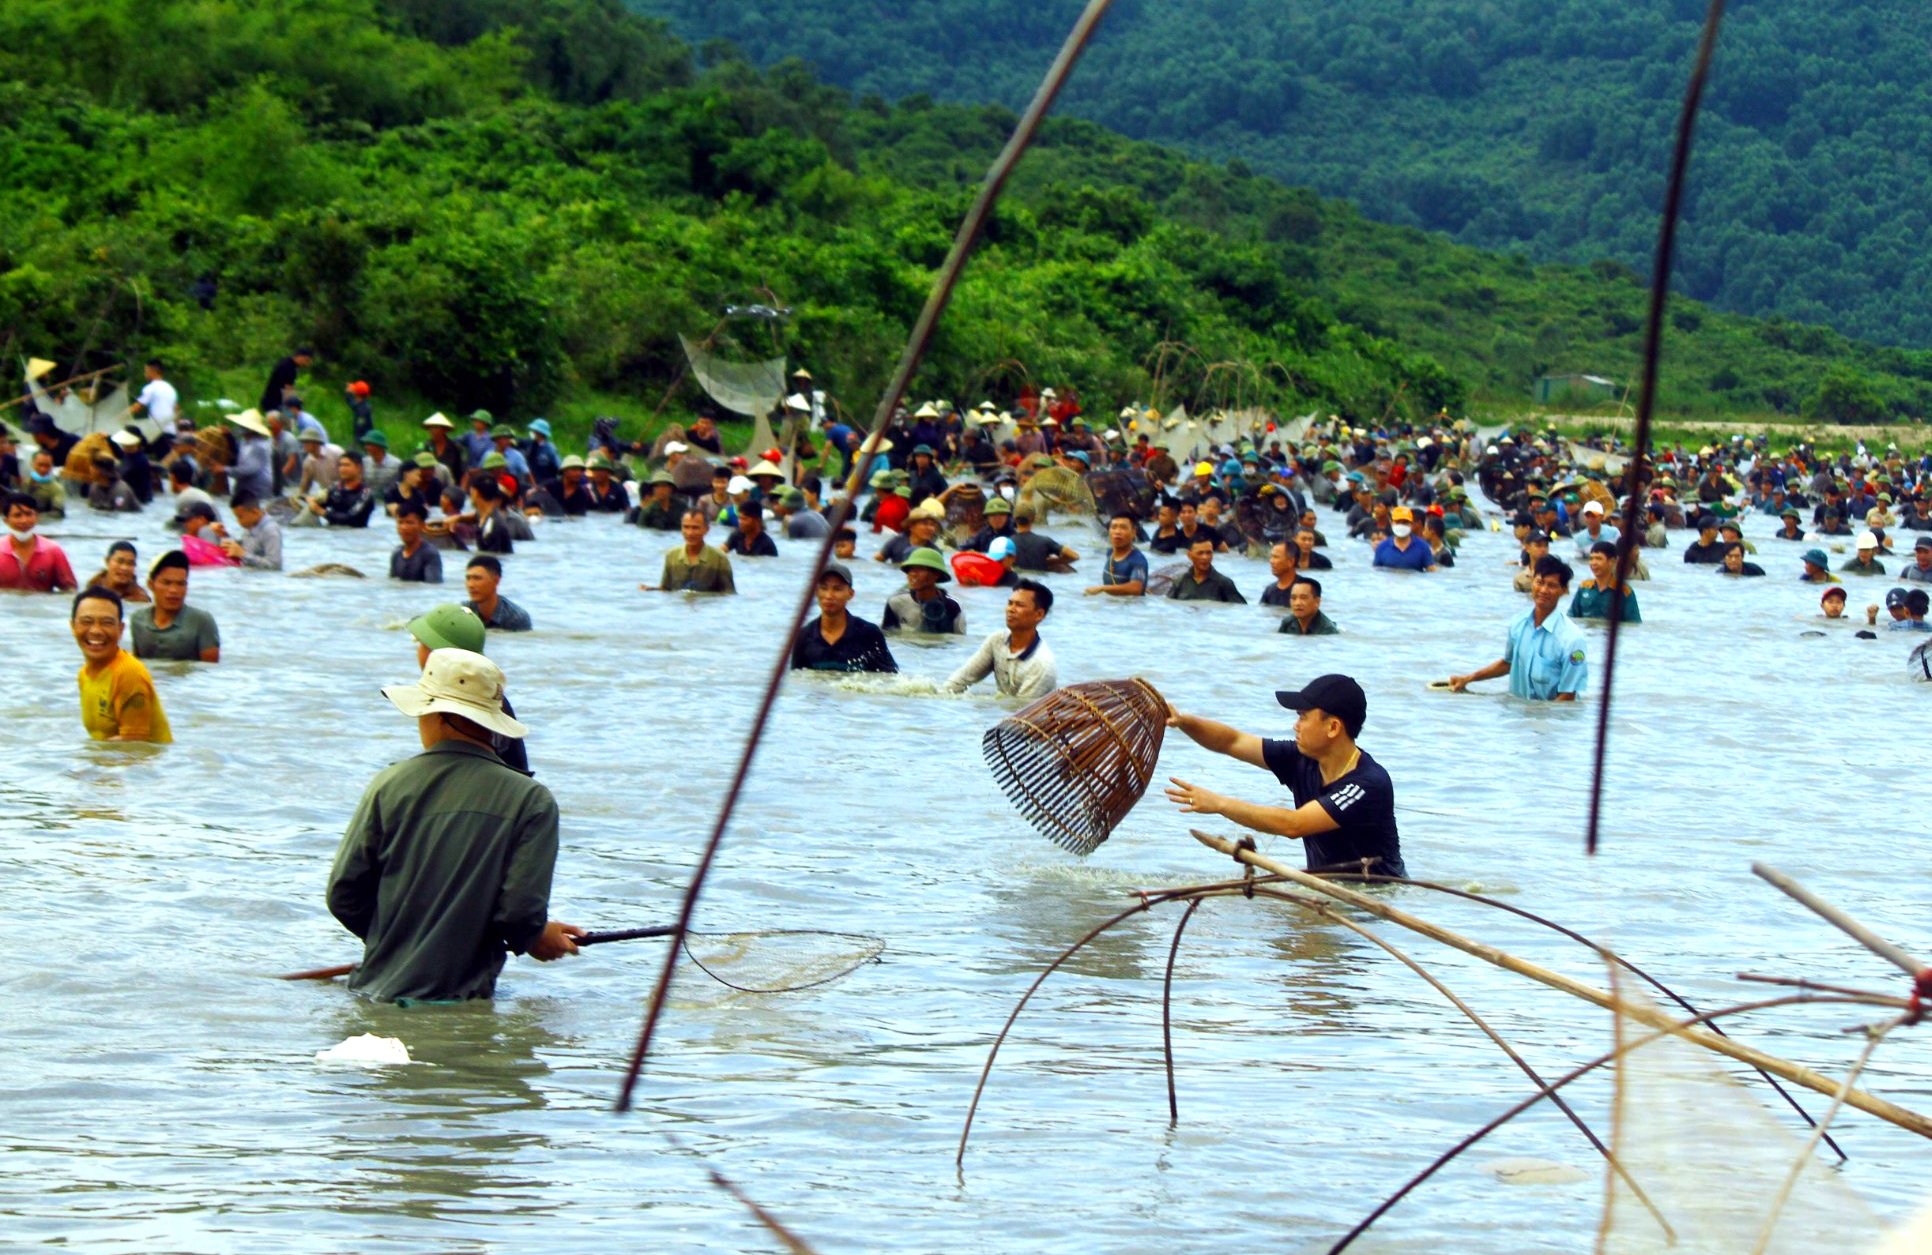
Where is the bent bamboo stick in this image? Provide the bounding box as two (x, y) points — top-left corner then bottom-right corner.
(1188, 829), (1932, 1140)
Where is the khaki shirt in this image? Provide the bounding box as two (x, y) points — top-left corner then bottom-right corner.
(660, 544), (736, 593)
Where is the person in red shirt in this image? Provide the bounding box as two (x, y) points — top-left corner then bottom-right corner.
(0, 493), (78, 592)
(873, 483), (912, 535)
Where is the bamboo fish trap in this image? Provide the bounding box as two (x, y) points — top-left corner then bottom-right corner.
(982, 678), (1166, 855)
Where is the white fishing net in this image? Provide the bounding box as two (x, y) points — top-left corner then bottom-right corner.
(679, 334), (785, 422)
(1598, 983), (1882, 1254)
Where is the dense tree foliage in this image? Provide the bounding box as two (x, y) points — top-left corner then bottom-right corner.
(637, 0), (1932, 348)
(2, 0), (1929, 440)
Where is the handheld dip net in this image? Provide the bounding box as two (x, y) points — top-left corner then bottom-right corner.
(981, 678), (1166, 855)
(282, 926), (883, 993)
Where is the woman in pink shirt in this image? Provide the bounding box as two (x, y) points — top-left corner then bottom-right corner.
(0, 493), (77, 592)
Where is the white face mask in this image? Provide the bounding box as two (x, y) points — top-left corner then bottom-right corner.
(7, 525), (34, 543)
(998, 485), (1015, 501)
(1391, 524), (1412, 539)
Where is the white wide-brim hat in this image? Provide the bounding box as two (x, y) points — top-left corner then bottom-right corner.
(381, 648), (528, 739)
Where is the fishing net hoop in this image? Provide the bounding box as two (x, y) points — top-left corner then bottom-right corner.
(681, 929), (885, 994)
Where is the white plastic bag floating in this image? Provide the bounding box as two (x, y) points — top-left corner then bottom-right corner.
(314, 1034), (414, 1067)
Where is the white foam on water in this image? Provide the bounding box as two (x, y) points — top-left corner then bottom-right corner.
(314, 1034), (416, 1067)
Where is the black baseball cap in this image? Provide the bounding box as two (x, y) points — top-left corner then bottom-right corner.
(1276, 674), (1367, 739)
(1886, 588), (1908, 610)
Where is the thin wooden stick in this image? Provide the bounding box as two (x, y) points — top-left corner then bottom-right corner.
(1752, 863), (1925, 977)
(1159, 897), (1204, 1124)
(1590, 0), (1729, 855)
(1191, 830), (1932, 1138)
(1737, 972), (1900, 1003)
(1749, 1014), (1903, 1255)
(279, 963), (355, 981)
(958, 894), (1153, 1163)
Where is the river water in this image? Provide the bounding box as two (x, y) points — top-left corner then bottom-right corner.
(4, 496), (1929, 1252)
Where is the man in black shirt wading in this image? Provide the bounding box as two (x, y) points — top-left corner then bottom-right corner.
(1163, 673), (1406, 878)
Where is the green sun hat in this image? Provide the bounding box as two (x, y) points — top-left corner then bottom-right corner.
(984, 497), (1012, 515)
(587, 452), (614, 470)
(481, 452), (508, 469)
(361, 431), (389, 450)
(648, 468), (676, 486)
(467, 408), (494, 424)
(899, 547), (951, 581)
(408, 603), (485, 653)
(490, 423), (516, 439)
(412, 451), (439, 468)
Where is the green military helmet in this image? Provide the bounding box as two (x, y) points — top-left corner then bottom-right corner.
(408, 603), (485, 653)
(899, 546), (951, 582)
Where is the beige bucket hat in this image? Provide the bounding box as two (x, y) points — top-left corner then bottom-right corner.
(381, 648), (528, 739)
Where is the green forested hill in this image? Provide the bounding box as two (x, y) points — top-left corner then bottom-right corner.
(634, 0), (1932, 348)
(2, 0), (1929, 436)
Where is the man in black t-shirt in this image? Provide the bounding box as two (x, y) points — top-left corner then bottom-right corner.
(1164, 673), (1406, 877)
(1682, 515), (1728, 564)
(258, 347), (313, 415)
(1010, 508), (1078, 572)
(791, 563), (898, 673)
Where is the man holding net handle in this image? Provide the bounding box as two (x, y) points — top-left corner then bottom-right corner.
(1164, 674), (1407, 878)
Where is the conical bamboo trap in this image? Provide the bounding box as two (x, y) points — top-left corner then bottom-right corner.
(982, 678), (1166, 854)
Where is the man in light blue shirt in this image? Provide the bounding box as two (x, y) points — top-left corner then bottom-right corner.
(1446, 555), (1587, 701)
(1572, 500), (1621, 557)
(488, 424), (532, 485)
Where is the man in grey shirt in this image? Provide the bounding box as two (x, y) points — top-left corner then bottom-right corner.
(130, 550), (220, 662)
(943, 578), (1058, 700)
(220, 493), (283, 570)
(360, 431), (401, 502)
(772, 486), (830, 538)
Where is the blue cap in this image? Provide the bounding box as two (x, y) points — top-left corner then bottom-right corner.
(1803, 548), (1830, 568)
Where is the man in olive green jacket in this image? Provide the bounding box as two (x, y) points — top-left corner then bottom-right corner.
(328, 649), (581, 1002)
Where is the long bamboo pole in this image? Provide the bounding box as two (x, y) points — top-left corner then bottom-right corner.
(1188, 829), (1932, 1138)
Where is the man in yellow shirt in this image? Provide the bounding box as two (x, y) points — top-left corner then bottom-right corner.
(73, 587), (172, 743)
